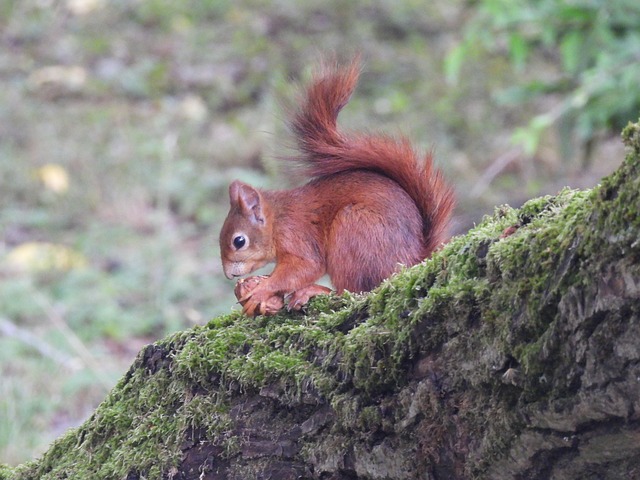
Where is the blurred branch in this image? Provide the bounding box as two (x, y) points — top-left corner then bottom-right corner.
(0, 316), (79, 371)
(34, 296), (114, 392)
(470, 147), (522, 198)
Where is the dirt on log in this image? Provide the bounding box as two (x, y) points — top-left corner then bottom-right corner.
(3, 121), (640, 480)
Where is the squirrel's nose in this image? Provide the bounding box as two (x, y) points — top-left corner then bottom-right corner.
(223, 262), (243, 280)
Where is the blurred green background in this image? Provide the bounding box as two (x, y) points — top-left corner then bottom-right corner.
(1, 0), (638, 465)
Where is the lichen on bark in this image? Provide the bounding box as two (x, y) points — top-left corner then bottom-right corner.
(3, 120), (640, 480)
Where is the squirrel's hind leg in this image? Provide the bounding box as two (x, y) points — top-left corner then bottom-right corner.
(286, 284), (332, 311)
(326, 201), (423, 293)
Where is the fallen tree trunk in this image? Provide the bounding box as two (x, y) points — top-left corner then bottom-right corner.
(4, 121), (640, 480)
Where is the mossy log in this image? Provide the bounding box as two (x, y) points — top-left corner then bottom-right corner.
(4, 122), (640, 480)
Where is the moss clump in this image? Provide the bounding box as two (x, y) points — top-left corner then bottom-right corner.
(622, 120), (640, 153)
(0, 464), (13, 480)
(7, 122), (640, 479)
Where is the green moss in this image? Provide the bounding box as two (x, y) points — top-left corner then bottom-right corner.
(622, 119), (640, 152)
(0, 464), (13, 480)
(357, 405), (384, 431)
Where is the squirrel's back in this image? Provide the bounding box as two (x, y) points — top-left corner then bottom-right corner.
(289, 59), (454, 256)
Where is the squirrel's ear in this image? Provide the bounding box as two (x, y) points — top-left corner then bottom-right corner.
(229, 180), (265, 224)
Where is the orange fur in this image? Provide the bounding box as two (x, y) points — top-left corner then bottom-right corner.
(219, 59), (455, 316)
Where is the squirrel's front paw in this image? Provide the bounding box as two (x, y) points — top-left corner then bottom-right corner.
(242, 293), (284, 316)
(234, 276), (284, 316)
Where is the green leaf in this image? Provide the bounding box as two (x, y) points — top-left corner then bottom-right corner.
(509, 33), (529, 71)
(444, 44), (465, 85)
(560, 31), (584, 74)
(512, 115), (553, 156)
(512, 126), (540, 156)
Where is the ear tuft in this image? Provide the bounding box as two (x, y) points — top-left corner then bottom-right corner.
(229, 180), (264, 224)
(228, 180), (244, 205)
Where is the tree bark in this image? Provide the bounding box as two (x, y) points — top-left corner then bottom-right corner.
(4, 121), (640, 480)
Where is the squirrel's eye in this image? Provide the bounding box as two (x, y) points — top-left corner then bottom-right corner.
(233, 235), (246, 249)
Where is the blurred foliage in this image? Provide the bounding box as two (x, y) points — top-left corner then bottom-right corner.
(6, 242), (86, 272)
(447, 0), (640, 161)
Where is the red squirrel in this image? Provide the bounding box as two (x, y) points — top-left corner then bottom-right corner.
(219, 59), (455, 316)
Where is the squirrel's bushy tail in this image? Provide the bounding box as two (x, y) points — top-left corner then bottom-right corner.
(289, 58), (455, 254)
